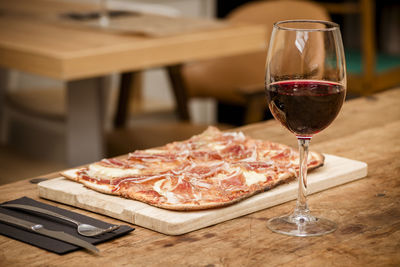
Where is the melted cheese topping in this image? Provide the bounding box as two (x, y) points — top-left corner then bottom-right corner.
(87, 164), (140, 180)
(211, 144), (227, 150)
(223, 131), (245, 140)
(153, 179), (164, 194)
(243, 171), (267, 186)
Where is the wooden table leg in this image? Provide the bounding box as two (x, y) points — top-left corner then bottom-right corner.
(115, 67), (190, 126)
(167, 64), (190, 121)
(66, 77), (108, 166)
(114, 71), (138, 128)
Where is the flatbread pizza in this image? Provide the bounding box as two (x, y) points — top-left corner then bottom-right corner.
(61, 127), (324, 210)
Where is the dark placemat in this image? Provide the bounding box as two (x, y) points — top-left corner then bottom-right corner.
(0, 197), (134, 254)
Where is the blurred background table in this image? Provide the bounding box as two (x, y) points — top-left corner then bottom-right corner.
(0, 0), (265, 166)
(0, 87), (398, 266)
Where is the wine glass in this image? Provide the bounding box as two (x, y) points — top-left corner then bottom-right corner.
(265, 20), (346, 236)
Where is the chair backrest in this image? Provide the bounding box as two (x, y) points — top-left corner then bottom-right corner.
(227, 0), (330, 44)
(182, 0), (330, 104)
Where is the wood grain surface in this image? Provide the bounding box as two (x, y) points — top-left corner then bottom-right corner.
(0, 88), (399, 266)
(0, 0), (266, 80)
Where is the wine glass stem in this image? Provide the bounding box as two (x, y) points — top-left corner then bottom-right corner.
(294, 138), (311, 219)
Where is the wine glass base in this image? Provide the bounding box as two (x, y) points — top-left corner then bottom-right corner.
(267, 214), (337, 237)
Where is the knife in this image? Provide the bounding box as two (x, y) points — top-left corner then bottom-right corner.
(0, 213), (99, 253)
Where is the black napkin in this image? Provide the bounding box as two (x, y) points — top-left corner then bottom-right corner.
(0, 197), (134, 254)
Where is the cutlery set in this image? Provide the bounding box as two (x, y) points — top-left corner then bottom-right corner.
(0, 203), (123, 253)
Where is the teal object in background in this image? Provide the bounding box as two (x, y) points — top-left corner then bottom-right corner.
(345, 49), (400, 74)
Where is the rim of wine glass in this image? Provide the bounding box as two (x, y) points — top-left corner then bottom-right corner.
(273, 20), (339, 32)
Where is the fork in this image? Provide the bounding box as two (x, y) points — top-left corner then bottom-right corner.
(2, 204), (120, 237)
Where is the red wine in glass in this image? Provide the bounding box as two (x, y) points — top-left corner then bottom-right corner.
(266, 80), (346, 138)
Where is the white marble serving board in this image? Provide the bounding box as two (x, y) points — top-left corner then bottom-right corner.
(38, 154), (367, 235)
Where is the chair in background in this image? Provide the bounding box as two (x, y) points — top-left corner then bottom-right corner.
(171, 0), (331, 125)
(321, 0), (400, 95)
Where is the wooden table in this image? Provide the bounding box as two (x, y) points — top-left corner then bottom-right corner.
(0, 0), (266, 166)
(0, 88), (399, 266)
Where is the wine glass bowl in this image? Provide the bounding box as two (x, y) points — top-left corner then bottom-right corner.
(267, 80), (345, 138)
(265, 20), (346, 236)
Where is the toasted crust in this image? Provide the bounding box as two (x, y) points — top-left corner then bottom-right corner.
(60, 170), (114, 195)
(61, 169), (79, 181)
